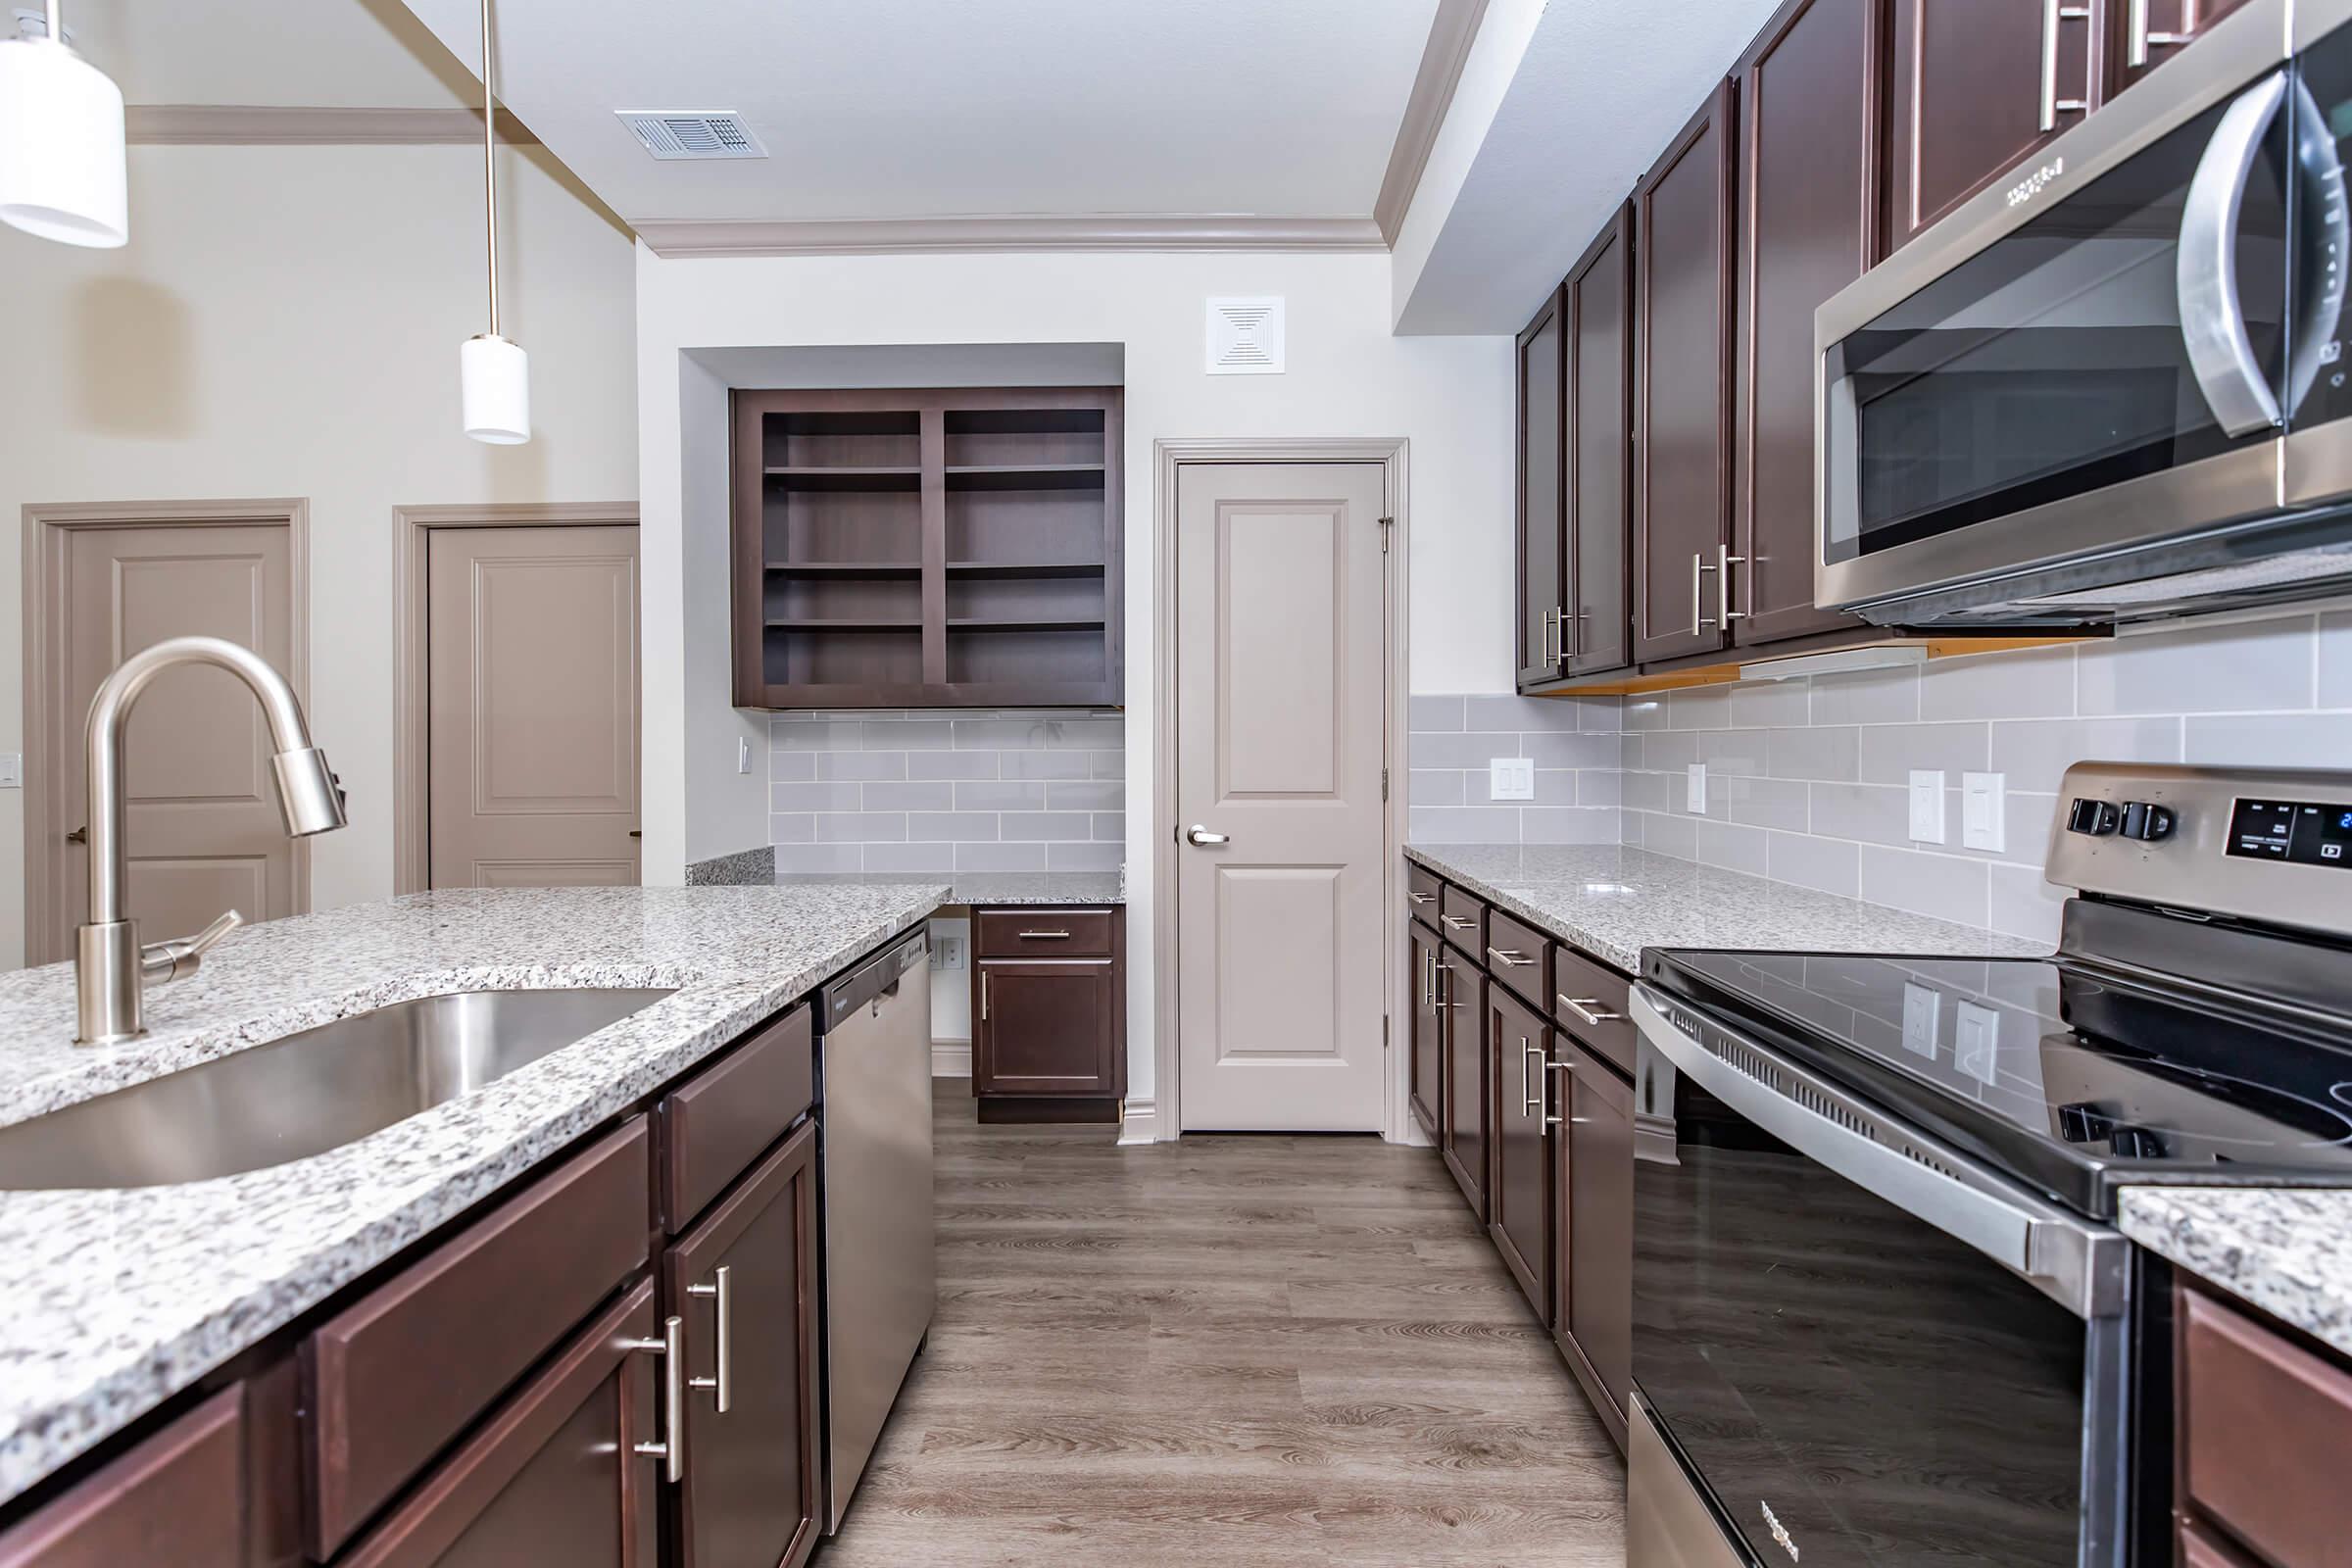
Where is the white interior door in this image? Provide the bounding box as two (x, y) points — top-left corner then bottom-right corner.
(1175, 463), (1391, 1131)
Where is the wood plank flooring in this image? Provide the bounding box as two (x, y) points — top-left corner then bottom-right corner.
(818, 1081), (1625, 1567)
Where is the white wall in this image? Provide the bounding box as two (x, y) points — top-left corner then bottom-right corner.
(0, 142), (638, 969)
(635, 247), (1516, 1114)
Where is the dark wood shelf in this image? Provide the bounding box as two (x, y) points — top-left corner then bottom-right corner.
(948, 617), (1107, 633)
(763, 466), (923, 492)
(762, 616), (922, 631)
(945, 464), (1106, 491)
(762, 560), (922, 575)
(946, 560), (1105, 578)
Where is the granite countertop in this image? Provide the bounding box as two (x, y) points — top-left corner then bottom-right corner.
(2120, 1187), (2352, 1359)
(0, 882), (945, 1506)
(778, 869), (1125, 906)
(1405, 843), (2044, 972)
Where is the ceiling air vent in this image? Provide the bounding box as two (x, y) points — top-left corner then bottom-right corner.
(1206, 297), (1285, 375)
(615, 111), (766, 161)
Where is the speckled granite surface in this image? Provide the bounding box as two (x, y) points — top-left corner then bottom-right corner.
(686, 844), (776, 886)
(2121, 1187), (2352, 1359)
(1406, 844), (2044, 973)
(778, 869), (1126, 906)
(0, 882), (943, 1506)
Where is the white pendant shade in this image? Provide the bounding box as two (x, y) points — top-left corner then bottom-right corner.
(461, 332), (530, 445)
(0, 36), (127, 248)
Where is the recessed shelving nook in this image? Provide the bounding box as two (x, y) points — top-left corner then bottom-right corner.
(732, 387), (1122, 708)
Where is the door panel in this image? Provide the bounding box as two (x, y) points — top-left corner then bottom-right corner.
(46, 520), (300, 962)
(1518, 291), (1567, 688)
(1634, 84), (1738, 664)
(1736, 0), (1873, 646)
(1488, 985), (1551, 1319)
(1559, 1037), (1635, 1439)
(1409, 922), (1443, 1140)
(976, 959), (1117, 1096)
(427, 525), (641, 890)
(1567, 209), (1636, 677)
(1440, 954), (1488, 1219)
(1175, 464), (1389, 1132)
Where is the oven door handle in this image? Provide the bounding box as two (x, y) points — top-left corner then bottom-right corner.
(2178, 70), (2287, 437)
(1630, 986), (2127, 1319)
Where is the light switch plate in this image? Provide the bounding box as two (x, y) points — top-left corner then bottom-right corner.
(1687, 762), (1707, 813)
(1900, 982), (1941, 1058)
(1962, 771), (2005, 853)
(0, 752), (18, 790)
(1908, 769), (1947, 843)
(1954, 1001), (2001, 1086)
(1490, 757), (1534, 802)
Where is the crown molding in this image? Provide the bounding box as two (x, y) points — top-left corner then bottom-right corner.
(632, 213), (1388, 259)
(126, 105), (538, 146)
(1374, 0), (1489, 245)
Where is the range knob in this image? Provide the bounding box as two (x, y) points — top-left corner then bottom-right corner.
(2067, 798), (2121, 836)
(2119, 801), (2175, 842)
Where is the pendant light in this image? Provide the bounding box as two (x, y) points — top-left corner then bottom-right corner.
(0, 1), (127, 248)
(461, 0), (528, 444)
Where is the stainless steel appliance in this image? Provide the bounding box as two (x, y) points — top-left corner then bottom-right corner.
(812, 928), (933, 1534)
(1630, 762), (2352, 1567)
(1812, 0), (2352, 627)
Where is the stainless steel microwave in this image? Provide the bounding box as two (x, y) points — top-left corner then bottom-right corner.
(1816, 0), (2352, 626)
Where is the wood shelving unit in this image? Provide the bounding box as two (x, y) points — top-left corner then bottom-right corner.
(731, 387), (1122, 708)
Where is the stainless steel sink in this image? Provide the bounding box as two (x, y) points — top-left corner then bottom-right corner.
(0, 987), (676, 1191)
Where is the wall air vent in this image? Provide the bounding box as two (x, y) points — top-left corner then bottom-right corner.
(1206, 297), (1285, 374)
(615, 111), (766, 160)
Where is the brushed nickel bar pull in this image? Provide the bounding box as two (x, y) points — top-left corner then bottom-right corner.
(1407, 890), (1437, 905)
(1522, 1038), (1543, 1115)
(980, 970), (990, 1021)
(1487, 946), (1538, 969)
(685, 1264), (732, 1413)
(1545, 1054), (1571, 1126)
(1718, 544), (1747, 624)
(628, 1315), (687, 1483)
(1558, 994), (1624, 1028)
(1691, 552), (1715, 636)
(1441, 914), (1475, 932)
(2042, 0), (2094, 129)
(2128, 0), (2193, 69)
(1016, 929), (1072, 940)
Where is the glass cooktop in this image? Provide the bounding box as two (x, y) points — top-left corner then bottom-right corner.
(1642, 948), (2352, 1219)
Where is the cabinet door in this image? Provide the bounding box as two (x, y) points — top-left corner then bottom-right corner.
(1734, 0), (1873, 648)
(1886, 0), (2109, 252)
(2110, 0), (2254, 94)
(0, 1388), (244, 1568)
(1633, 81), (1738, 665)
(975, 958), (1118, 1097)
(665, 1122), (821, 1568)
(1517, 289), (1568, 690)
(1553, 1037), (1634, 1447)
(334, 1279), (662, 1568)
(1438, 954), (1488, 1221)
(1486, 986), (1551, 1320)
(1565, 207), (1635, 677)
(1408, 922), (1444, 1141)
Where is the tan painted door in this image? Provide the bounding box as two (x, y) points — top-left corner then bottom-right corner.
(1175, 464), (1390, 1132)
(42, 521), (301, 963)
(427, 525), (641, 888)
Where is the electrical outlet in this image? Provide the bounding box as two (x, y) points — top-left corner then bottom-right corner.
(1900, 982), (1941, 1058)
(737, 736), (752, 775)
(0, 752), (19, 790)
(1489, 757), (1534, 801)
(1686, 762), (1707, 813)
(1954, 1001), (2001, 1086)
(1908, 769), (1947, 843)
(928, 935), (965, 972)
(1962, 771), (2005, 853)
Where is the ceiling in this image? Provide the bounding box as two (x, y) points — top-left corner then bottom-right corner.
(63, 0), (476, 109)
(394, 0), (1441, 227)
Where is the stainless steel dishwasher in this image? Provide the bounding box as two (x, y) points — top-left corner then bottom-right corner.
(813, 928), (934, 1534)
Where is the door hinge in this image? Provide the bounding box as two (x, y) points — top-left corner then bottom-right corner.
(1378, 514), (1394, 553)
(1384, 1014), (1392, 1050)
(1382, 767), (1390, 801)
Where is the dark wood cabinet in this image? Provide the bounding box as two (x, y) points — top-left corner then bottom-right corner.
(1564, 206), (1636, 678)
(1487, 985), (1551, 1318)
(1409, 920), (1444, 1142)
(2110, 0), (2254, 95)
(2176, 1284), (2352, 1568)
(1552, 1036), (1634, 1449)
(972, 906), (1125, 1123)
(1733, 0), (1874, 647)
(1438, 948), (1488, 1221)
(1516, 289), (1568, 690)
(0, 1388), (247, 1568)
(1633, 81), (1739, 665)
(662, 1122), (822, 1568)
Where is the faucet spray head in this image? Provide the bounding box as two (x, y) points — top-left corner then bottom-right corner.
(271, 747), (348, 837)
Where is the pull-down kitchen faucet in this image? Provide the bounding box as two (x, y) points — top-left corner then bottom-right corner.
(74, 636), (347, 1045)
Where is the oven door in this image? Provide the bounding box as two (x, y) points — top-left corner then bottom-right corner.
(1628, 988), (2132, 1568)
(1815, 0), (2304, 621)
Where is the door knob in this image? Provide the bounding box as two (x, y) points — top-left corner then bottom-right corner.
(1185, 825), (1230, 847)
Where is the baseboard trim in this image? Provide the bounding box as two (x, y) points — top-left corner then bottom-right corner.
(930, 1041), (971, 1078)
(1117, 1098), (1158, 1146)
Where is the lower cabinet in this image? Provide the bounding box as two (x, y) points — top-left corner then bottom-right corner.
(1488, 986), (1552, 1316)
(1408, 921), (1445, 1141)
(0, 1386), (248, 1568)
(1438, 949), (1489, 1221)
(662, 1121), (821, 1568)
(1553, 1034), (1634, 1447)
(971, 906), (1126, 1124)
(2176, 1283), (2352, 1568)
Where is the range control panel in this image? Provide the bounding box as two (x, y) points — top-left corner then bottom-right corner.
(2048, 763), (2352, 941)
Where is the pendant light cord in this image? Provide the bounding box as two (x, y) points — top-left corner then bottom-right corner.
(43, 0), (61, 46)
(480, 0), (499, 338)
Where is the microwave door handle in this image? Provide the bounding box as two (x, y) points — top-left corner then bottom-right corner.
(2178, 70), (2286, 437)
(2285, 78), (2349, 420)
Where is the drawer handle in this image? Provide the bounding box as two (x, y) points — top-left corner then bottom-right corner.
(1441, 914), (1475, 931)
(628, 1314), (687, 1483)
(980, 970), (990, 1021)
(1522, 1038), (1543, 1115)
(1544, 1054), (1567, 1126)
(686, 1264), (732, 1413)
(1487, 946), (1537, 969)
(1436, 961), (1465, 1009)
(1016, 929), (1072, 940)
(1407, 891), (1437, 905)
(1559, 995), (1624, 1028)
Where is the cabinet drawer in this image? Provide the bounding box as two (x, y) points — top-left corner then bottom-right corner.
(1438, 886), (1486, 957)
(658, 1003), (812, 1234)
(2179, 1517), (2264, 1568)
(2180, 1286), (2352, 1568)
(0, 1387), (243, 1568)
(302, 1118), (651, 1559)
(1550, 943), (1636, 1076)
(1405, 863), (1444, 927)
(1483, 908), (1550, 1010)
(975, 908), (1115, 957)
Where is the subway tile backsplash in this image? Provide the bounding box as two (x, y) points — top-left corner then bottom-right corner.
(1408, 694), (1621, 846)
(770, 710), (1124, 874)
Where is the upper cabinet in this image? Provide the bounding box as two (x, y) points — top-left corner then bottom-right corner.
(1516, 290), (1567, 689)
(2110, 0), (2254, 94)
(1632, 81), (1739, 665)
(732, 387), (1123, 710)
(1564, 207), (1635, 677)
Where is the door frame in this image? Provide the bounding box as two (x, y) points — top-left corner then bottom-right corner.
(1150, 438), (1411, 1144)
(21, 498), (312, 967)
(390, 502), (640, 895)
